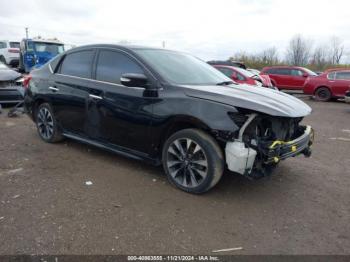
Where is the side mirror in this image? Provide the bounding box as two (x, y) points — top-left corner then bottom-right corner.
(120, 73), (148, 88)
(302, 73), (308, 77)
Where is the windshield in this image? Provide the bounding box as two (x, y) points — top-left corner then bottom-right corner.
(135, 49), (232, 85)
(303, 68), (317, 76)
(32, 42), (64, 55)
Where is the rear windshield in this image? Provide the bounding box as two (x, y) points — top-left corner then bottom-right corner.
(9, 42), (20, 48)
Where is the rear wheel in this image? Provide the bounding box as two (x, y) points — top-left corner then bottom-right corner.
(162, 129), (224, 194)
(35, 103), (64, 143)
(314, 87), (331, 102)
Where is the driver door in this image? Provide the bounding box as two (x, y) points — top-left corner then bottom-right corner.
(86, 49), (156, 154)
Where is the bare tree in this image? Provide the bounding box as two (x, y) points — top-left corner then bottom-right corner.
(286, 35), (312, 66)
(311, 45), (330, 70)
(330, 36), (344, 64)
(259, 47), (279, 64)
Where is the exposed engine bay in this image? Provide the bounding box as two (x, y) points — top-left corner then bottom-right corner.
(225, 113), (314, 179)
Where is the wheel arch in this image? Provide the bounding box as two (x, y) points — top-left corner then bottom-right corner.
(314, 85), (332, 96)
(159, 115), (212, 149)
(32, 97), (50, 120)
(156, 114), (231, 160)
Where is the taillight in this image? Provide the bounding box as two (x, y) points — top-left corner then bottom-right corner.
(8, 48), (19, 53)
(23, 75), (32, 89)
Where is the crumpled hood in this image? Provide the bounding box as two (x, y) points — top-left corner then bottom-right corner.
(182, 84), (312, 117)
(0, 69), (22, 81)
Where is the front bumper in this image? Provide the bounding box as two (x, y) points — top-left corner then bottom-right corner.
(265, 125), (314, 164)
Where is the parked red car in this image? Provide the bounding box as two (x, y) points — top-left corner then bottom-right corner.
(214, 65), (273, 87)
(261, 66), (317, 90)
(303, 69), (350, 101)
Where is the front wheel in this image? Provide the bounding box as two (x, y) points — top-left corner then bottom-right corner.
(162, 129), (224, 194)
(314, 87), (331, 102)
(35, 103), (64, 143)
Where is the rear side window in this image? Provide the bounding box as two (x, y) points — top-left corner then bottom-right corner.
(335, 72), (350, 80)
(0, 42), (6, 49)
(59, 50), (94, 78)
(95, 50), (144, 84)
(274, 68), (291, 75)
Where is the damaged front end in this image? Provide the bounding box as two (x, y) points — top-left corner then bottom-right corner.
(225, 112), (314, 179)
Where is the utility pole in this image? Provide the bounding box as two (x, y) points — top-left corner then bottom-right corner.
(162, 41), (166, 48)
(25, 27), (29, 39)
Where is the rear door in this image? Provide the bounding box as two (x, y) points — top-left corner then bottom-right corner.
(273, 68), (292, 89)
(49, 49), (96, 135)
(86, 48), (155, 154)
(332, 71), (350, 96)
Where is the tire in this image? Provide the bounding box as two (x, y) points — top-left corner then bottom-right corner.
(314, 87), (331, 102)
(162, 128), (224, 194)
(35, 103), (64, 143)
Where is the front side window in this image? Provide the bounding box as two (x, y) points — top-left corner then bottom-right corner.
(336, 71), (350, 80)
(236, 73), (245, 81)
(328, 72), (336, 80)
(216, 67), (233, 78)
(0, 42), (6, 49)
(134, 49), (231, 85)
(59, 50), (95, 78)
(96, 50), (144, 84)
(291, 69), (303, 76)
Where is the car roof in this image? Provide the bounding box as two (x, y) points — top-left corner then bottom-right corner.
(67, 44), (169, 52)
(63, 44), (183, 57)
(324, 68), (350, 73)
(263, 65), (306, 70)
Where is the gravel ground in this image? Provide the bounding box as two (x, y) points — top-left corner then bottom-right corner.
(0, 96), (349, 255)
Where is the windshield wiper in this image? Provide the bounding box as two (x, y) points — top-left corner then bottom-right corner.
(216, 81), (235, 86)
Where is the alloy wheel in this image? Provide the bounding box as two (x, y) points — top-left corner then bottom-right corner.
(167, 138), (208, 188)
(37, 107), (54, 140)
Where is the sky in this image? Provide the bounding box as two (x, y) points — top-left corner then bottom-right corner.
(0, 0), (349, 62)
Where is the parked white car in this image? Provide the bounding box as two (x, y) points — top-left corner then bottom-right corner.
(0, 40), (20, 66)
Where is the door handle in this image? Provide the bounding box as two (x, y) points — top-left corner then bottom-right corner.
(49, 86), (59, 92)
(89, 94), (103, 100)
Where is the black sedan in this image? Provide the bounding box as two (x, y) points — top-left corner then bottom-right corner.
(24, 44), (314, 193)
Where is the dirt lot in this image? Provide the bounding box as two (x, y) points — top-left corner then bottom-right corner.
(0, 96), (349, 255)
